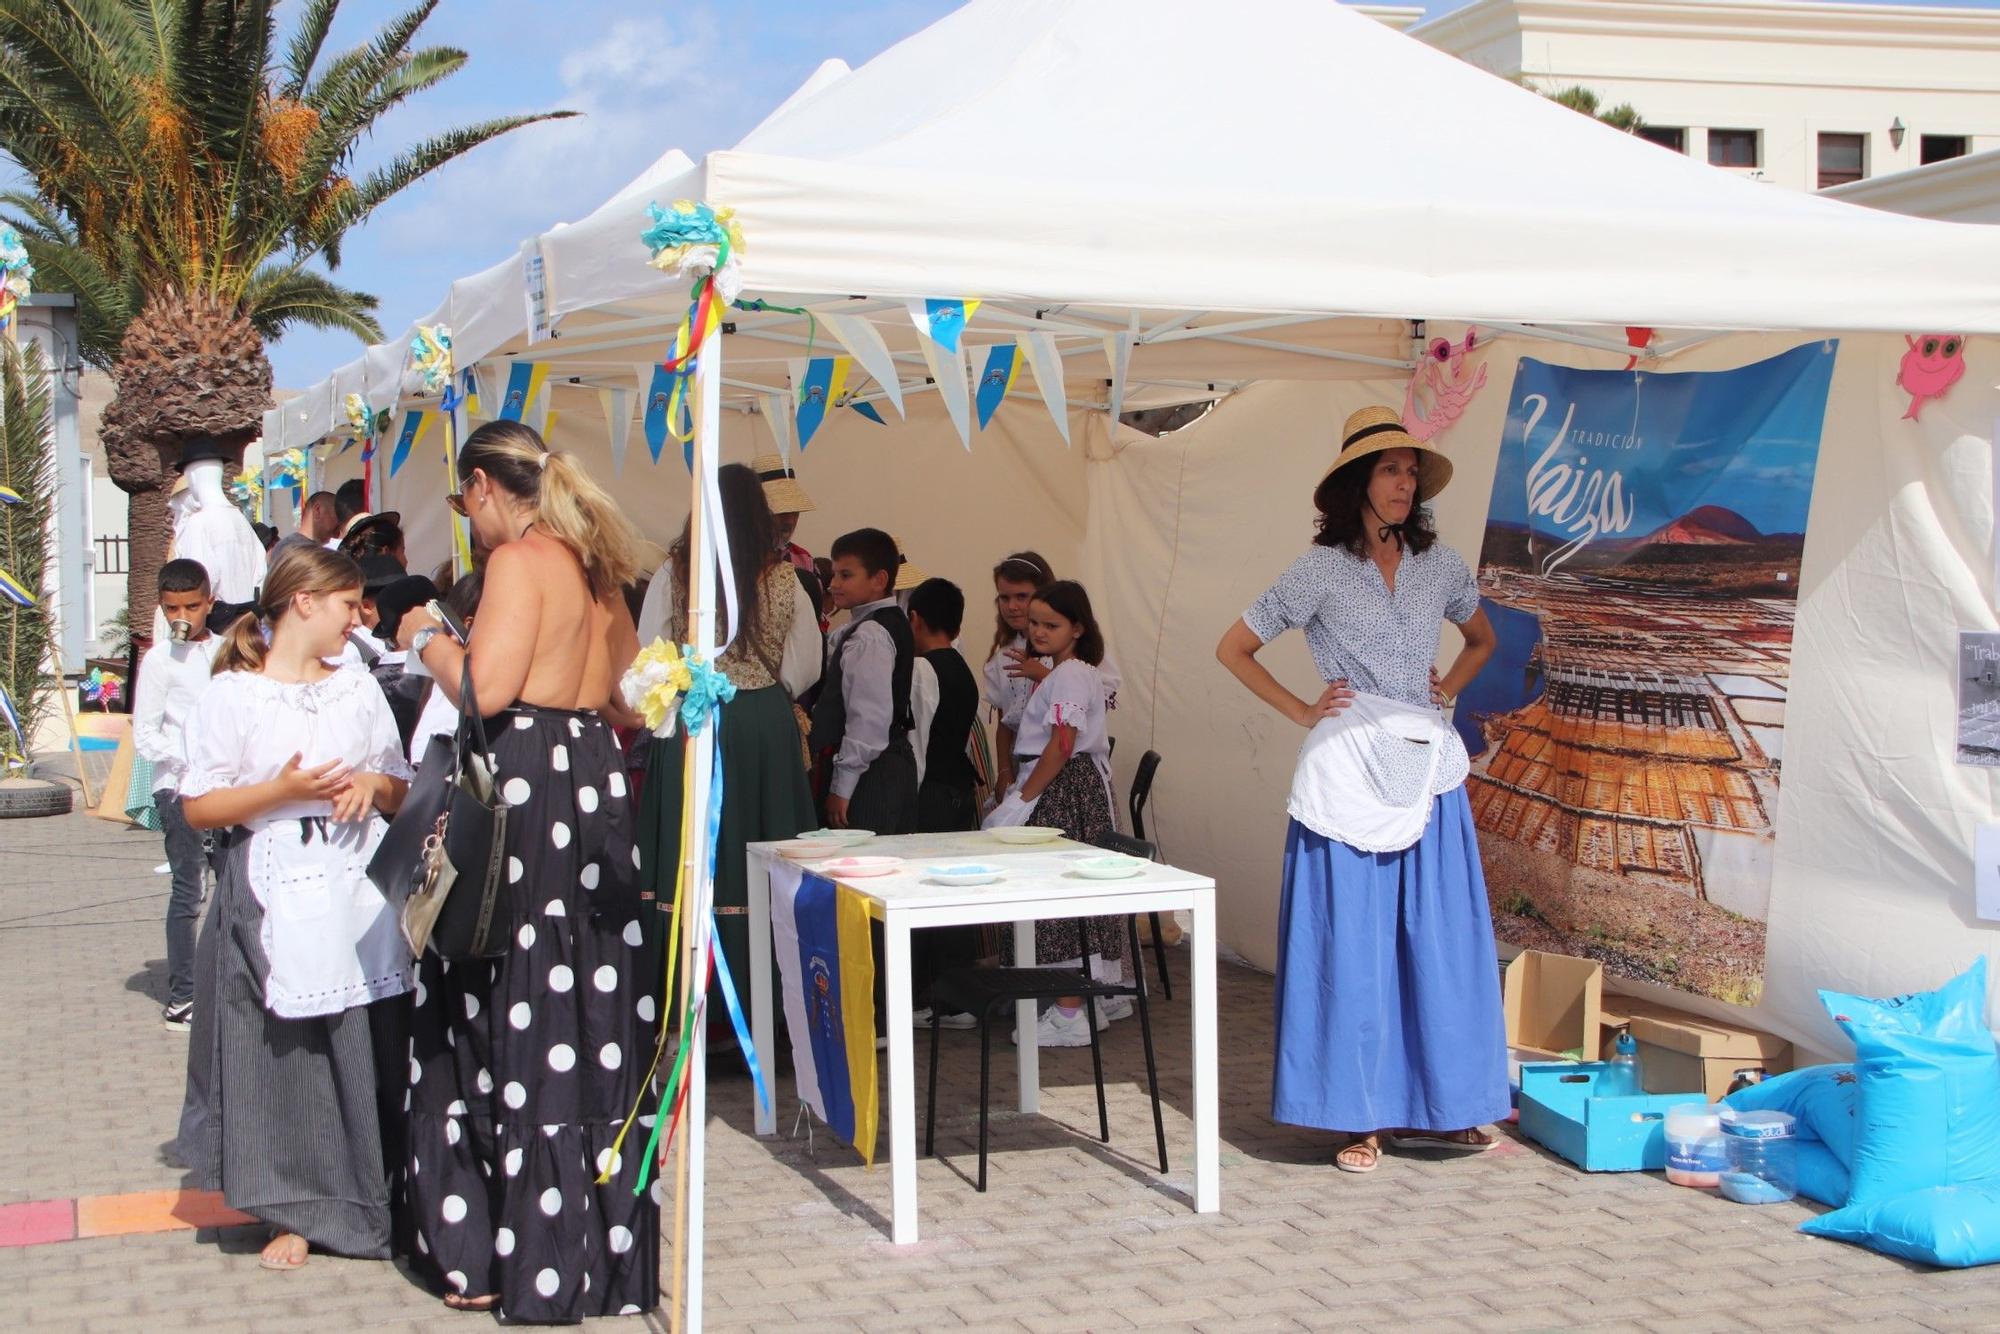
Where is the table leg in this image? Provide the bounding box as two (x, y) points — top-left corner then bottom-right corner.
(884, 918), (919, 1244)
(1014, 919), (1039, 1115)
(748, 850), (776, 1137)
(1190, 892), (1219, 1213)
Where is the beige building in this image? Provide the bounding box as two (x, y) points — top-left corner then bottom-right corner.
(1409, 0), (2000, 193)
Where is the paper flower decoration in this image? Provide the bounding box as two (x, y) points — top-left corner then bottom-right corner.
(267, 447), (310, 493)
(345, 392), (374, 437)
(83, 668), (121, 708)
(0, 225), (32, 329)
(227, 466), (263, 519)
(620, 639), (737, 737)
(410, 324), (454, 396)
(642, 200), (745, 304)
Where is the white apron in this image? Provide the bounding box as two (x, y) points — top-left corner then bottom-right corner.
(246, 813), (412, 1019)
(1287, 690), (1449, 854)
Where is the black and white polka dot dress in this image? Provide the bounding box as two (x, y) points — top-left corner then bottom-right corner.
(402, 705), (660, 1321)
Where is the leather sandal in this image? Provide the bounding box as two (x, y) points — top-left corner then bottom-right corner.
(1334, 1135), (1381, 1174)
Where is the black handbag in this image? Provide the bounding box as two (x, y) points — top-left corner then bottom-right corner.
(367, 662), (514, 960)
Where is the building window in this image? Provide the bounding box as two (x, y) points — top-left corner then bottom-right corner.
(1922, 135), (1969, 166)
(1708, 128), (1760, 169)
(1817, 132), (1866, 188)
(1638, 126), (1686, 154)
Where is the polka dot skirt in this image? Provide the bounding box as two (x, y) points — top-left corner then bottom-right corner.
(403, 706), (660, 1320)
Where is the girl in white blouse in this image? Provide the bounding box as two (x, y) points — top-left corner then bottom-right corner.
(177, 544), (412, 1273)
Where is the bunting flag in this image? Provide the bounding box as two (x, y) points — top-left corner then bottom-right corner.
(498, 361), (550, 423)
(643, 363), (675, 464)
(821, 312), (905, 419)
(772, 869), (879, 1165)
(0, 484), (24, 504)
(761, 391), (793, 463)
(791, 357), (851, 449)
(1017, 331), (1070, 446)
(0, 681), (24, 763)
(850, 401), (887, 425)
(0, 564), (33, 607)
(918, 337), (973, 450)
(1105, 331), (1134, 426)
(907, 298), (980, 354)
(600, 388), (632, 476)
(388, 410), (429, 478)
(975, 343), (1023, 430)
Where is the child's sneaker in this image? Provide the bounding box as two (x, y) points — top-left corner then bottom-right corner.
(1014, 1004), (1093, 1048)
(912, 1007), (977, 1030)
(1098, 995), (1135, 1024)
(162, 1000), (193, 1032)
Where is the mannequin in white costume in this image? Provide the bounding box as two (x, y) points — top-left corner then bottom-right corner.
(172, 438), (265, 606)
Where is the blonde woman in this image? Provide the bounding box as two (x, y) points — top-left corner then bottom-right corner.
(176, 544), (413, 1271)
(393, 421), (656, 1319)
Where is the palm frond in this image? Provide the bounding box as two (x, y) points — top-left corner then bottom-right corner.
(280, 0), (340, 98)
(242, 262), (381, 343)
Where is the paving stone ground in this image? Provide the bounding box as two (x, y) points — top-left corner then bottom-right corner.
(5, 804), (1997, 1331)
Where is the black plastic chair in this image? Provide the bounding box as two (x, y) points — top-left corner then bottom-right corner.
(923, 838), (1168, 1193)
(1127, 751), (1172, 1000)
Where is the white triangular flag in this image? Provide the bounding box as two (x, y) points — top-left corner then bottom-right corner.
(599, 387), (631, 475)
(527, 373), (553, 437)
(1104, 332), (1133, 427)
(821, 311), (905, 420)
(763, 391), (793, 464)
(918, 337), (972, 449)
(1016, 331), (1069, 447)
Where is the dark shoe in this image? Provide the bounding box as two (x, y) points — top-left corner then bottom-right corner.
(163, 1000), (193, 1032)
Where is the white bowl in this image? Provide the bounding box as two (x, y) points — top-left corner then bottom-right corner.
(989, 826), (1064, 845)
(925, 863), (1006, 886)
(820, 855), (903, 879)
(1072, 855), (1145, 880)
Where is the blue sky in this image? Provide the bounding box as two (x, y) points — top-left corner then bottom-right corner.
(267, 0), (1983, 388)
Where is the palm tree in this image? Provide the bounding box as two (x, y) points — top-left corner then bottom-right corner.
(1546, 85), (1645, 135)
(0, 1), (574, 639)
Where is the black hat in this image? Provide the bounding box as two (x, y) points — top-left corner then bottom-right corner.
(177, 437), (230, 471)
(373, 575), (439, 645)
(339, 510), (404, 555)
(357, 554), (406, 596)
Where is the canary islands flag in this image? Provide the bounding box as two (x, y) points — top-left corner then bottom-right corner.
(975, 343), (1023, 430)
(907, 298), (981, 354)
(771, 869), (878, 1165)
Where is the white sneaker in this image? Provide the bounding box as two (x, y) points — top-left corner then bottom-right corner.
(913, 1007), (977, 1030)
(1013, 1005), (1094, 1048)
(1097, 995), (1135, 1024)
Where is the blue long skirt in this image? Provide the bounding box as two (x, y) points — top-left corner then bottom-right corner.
(1271, 788), (1510, 1134)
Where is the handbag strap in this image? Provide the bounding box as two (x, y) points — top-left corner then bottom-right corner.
(456, 658), (501, 773)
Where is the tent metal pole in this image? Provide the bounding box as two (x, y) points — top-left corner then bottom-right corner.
(1139, 310), (1206, 340)
(1479, 320), (1651, 358)
(1144, 313), (1330, 345)
(1202, 333), (1415, 371)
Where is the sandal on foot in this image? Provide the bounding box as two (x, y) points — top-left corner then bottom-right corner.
(1334, 1136), (1381, 1174)
(1385, 1127), (1498, 1153)
(443, 1293), (500, 1312)
(258, 1232), (308, 1271)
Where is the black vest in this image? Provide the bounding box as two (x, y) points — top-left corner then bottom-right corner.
(811, 603), (916, 762)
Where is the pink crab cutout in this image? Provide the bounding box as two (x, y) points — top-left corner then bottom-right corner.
(1897, 333), (1967, 421)
(1403, 327), (1489, 441)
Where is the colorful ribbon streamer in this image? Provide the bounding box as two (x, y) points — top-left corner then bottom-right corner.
(0, 681), (24, 764)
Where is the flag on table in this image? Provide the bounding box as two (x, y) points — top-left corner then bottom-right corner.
(907, 298), (981, 354)
(771, 869), (878, 1165)
(975, 343), (1023, 430)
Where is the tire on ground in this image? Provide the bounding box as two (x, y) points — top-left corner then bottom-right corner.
(0, 778), (75, 818)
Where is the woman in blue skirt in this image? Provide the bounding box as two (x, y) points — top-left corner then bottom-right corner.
(1217, 404), (1506, 1174)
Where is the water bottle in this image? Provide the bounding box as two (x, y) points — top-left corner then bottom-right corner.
(1600, 1026), (1641, 1097)
(1720, 1109), (1798, 1204)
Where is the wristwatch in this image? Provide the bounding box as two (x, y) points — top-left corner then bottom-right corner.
(410, 625), (443, 656)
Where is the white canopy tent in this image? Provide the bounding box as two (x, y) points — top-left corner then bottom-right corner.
(277, 0), (2000, 1307)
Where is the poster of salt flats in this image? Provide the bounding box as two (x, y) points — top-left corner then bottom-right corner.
(1957, 632), (2000, 767)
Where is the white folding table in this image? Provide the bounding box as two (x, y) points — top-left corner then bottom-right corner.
(745, 833), (1219, 1244)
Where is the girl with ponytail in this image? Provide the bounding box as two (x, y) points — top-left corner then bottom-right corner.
(176, 542), (415, 1272)
(392, 420), (660, 1318)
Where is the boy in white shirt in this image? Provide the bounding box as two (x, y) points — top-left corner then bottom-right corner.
(131, 559), (225, 1031)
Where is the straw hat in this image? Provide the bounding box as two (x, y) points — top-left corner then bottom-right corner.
(752, 453), (814, 515)
(893, 550), (928, 593)
(1324, 405), (1454, 502)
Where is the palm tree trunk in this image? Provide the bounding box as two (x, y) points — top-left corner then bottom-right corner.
(125, 487), (170, 654)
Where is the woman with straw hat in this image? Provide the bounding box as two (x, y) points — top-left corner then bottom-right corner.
(1216, 405), (1505, 1175)
(754, 453), (827, 630)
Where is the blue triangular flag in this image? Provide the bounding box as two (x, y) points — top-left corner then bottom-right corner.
(850, 401), (886, 425)
(643, 364), (673, 464)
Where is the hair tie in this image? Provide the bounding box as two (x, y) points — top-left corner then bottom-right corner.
(536, 451), (551, 470)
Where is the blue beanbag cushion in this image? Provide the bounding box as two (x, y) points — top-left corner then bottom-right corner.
(1794, 1140), (1852, 1209)
(1818, 958), (2000, 1206)
(1801, 1182), (2000, 1268)
(1723, 1065), (1860, 1168)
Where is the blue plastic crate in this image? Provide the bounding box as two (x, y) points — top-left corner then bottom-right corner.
(1518, 1061), (1701, 1172)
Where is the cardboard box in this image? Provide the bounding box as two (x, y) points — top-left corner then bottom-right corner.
(1503, 951), (1603, 1060)
(1596, 997), (1792, 1100)
(1517, 1062), (1701, 1172)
